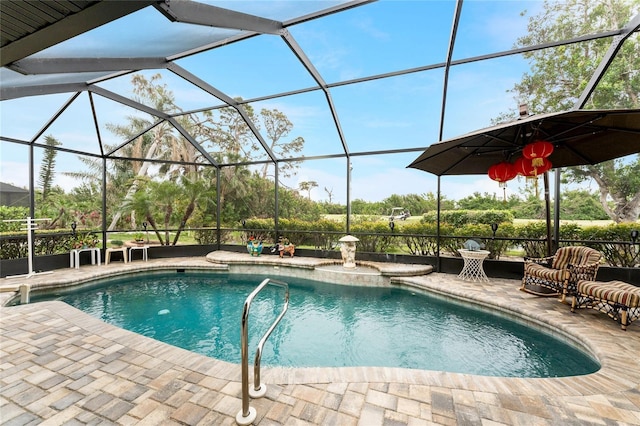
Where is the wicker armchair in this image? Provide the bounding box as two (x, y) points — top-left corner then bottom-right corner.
(521, 246), (602, 302)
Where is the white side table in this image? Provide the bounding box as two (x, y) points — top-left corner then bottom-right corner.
(129, 245), (149, 262)
(458, 249), (490, 282)
(70, 247), (101, 269)
(105, 247), (128, 264)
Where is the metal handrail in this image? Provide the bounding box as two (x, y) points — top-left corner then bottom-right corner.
(236, 278), (289, 425)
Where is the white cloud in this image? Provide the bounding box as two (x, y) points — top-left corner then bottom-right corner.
(0, 161), (30, 189)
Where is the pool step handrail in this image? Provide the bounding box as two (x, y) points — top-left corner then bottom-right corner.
(236, 278), (289, 426)
(252, 281), (290, 398)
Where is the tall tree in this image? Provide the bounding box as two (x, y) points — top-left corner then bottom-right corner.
(38, 135), (61, 201)
(192, 101), (307, 224)
(505, 0), (640, 222)
(172, 173), (214, 245)
(562, 157), (640, 222)
(36, 135), (69, 228)
(104, 74), (185, 230)
(299, 181), (318, 199)
(259, 108), (305, 179)
(74, 74), (308, 231)
(324, 186), (334, 203)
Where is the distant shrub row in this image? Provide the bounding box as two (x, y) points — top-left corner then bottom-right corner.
(3, 214), (638, 267)
(213, 215), (639, 267)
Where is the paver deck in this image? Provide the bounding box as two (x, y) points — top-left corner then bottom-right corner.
(1, 252), (639, 425)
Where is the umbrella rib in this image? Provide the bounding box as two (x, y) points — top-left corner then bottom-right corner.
(534, 114), (605, 141)
(555, 138), (597, 165)
(535, 112), (640, 142)
(439, 134), (515, 174)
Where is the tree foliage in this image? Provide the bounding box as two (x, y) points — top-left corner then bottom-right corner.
(560, 189), (610, 220)
(514, 0), (639, 111)
(63, 73), (310, 233)
(259, 108), (304, 179)
(503, 0), (640, 222)
(562, 156), (640, 222)
(298, 181), (318, 199)
(456, 192), (520, 211)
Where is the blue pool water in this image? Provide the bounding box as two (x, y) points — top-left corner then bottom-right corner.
(31, 271), (599, 377)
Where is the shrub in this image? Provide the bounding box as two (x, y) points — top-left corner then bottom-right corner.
(1, 230), (79, 259)
(399, 222), (442, 256)
(516, 221), (552, 258)
(350, 221), (395, 253)
(422, 210), (514, 227)
(0, 206), (30, 232)
(439, 223), (516, 260)
(578, 223), (640, 267)
(193, 228), (231, 245)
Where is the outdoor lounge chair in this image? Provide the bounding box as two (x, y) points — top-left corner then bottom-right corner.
(521, 246), (602, 302)
(571, 280), (640, 330)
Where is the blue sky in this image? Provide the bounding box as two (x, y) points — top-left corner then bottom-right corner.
(1, 0), (586, 205)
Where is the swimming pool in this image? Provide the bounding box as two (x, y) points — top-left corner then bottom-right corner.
(29, 270), (599, 378)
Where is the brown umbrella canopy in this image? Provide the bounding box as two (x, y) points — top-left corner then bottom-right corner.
(408, 109), (640, 176)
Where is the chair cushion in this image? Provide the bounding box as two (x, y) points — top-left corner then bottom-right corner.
(551, 246), (601, 270)
(524, 262), (567, 282)
(577, 280), (640, 308)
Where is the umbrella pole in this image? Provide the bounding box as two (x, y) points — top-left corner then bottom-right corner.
(436, 176), (441, 272)
(544, 172), (553, 257)
(554, 169), (561, 254)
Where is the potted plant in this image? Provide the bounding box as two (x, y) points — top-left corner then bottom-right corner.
(72, 233), (98, 250)
(133, 232), (145, 245)
(110, 239), (123, 248)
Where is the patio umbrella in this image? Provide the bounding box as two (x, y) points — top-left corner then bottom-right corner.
(408, 108), (640, 176)
(407, 108), (640, 271)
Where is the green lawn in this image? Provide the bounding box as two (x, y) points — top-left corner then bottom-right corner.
(106, 231), (198, 245)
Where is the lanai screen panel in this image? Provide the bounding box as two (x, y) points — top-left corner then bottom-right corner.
(0, 0), (638, 218)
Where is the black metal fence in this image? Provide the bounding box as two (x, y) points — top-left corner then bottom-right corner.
(3, 227), (637, 268)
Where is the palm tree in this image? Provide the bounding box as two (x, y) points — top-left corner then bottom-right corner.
(106, 126), (175, 231)
(172, 173), (214, 245)
(38, 135), (62, 201)
(119, 179), (164, 244)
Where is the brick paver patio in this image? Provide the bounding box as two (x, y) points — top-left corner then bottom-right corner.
(1, 253), (639, 425)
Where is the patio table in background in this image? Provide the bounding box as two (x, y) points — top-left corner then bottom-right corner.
(70, 247), (101, 269)
(129, 245), (149, 262)
(458, 249), (490, 282)
(105, 247), (128, 265)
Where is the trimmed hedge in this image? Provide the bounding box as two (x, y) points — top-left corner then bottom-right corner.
(3, 217), (638, 267)
(422, 210), (514, 227)
(578, 223), (640, 267)
(0, 231), (98, 258)
(399, 222), (516, 260)
(193, 228), (231, 245)
(350, 222), (395, 253)
(236, 218), (344, 250)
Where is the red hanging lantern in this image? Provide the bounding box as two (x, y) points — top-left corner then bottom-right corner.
(515, 156), (552, 177)
(514, 156), (535, 178)
(523, 140), (554, 167)
(488, 162), (517, 187)
(514, 156), (552, 197)
(536, 157), (552, 174)
(488, 161), (517, 202)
